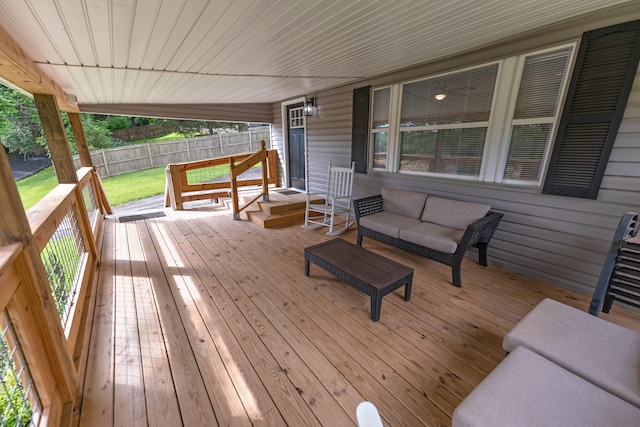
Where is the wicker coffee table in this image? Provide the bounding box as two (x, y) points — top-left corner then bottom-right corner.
(304, 238), (413, 321)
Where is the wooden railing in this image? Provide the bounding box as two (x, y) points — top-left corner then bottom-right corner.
(229, 140), (270, 219)
(165, 141), (277, 215)
(0, 167), (108, 426)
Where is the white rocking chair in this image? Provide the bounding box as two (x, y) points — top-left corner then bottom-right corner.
(302, 161), (355, 236)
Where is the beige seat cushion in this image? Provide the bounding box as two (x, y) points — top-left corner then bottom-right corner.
(452, 346), (640, 427)
(381, 187), (428, 219)
(398, 222), (463, 254)
(359, 211), (421, 239)
(503, 298), (640, 408)
(422, 196), (490, 230)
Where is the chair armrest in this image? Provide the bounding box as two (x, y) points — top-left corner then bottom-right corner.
(457, 211), (504, 252)
(353, 195), (384, 222)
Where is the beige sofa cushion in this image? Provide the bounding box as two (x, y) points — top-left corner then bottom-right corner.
(399, 222), (464, 254)
(359, 211), (421, 239)
(452, 346), (640, 427)
(503, 298), (640, 408)
(422, 196), (490, 230)
(381, 187), (428, 219)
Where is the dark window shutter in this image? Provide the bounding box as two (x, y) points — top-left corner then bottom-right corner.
(352, 86), (371, 173)
(543, 20), (640, 199)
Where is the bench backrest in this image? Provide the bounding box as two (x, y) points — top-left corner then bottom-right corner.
(589, 212), (640, 315)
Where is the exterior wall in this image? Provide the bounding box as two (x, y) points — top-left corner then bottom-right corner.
(304, 90), (354, 194)
(272, 5), (640, 296)
(271, 103), (286, 187)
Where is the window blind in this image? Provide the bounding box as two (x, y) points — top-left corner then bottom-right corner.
(400, 64), (498, 127)
(503, 47), (572, 182)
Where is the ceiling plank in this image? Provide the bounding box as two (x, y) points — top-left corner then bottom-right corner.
(0, 24), (79, 112)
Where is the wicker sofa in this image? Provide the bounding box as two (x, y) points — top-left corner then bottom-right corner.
(353, 187), (503, 287)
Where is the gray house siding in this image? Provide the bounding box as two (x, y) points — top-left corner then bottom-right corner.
(271, 104), (286, 187)
(305, 91), (353, 194)
(272, 9), (640, 297)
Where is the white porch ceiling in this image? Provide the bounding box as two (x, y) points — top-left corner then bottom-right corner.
(0, 0), (632, 107)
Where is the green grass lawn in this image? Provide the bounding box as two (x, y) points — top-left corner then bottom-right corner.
(17, 165), (168, 210)
(126, 132), (183, 144)
(100, 166), (167, 206)
(17, 163), (237, 210)
(16, 166), (58, 210)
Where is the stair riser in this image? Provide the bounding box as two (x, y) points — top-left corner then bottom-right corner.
(246, 211), (307, 228)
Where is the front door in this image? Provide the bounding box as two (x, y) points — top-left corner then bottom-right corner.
(287, 104), (306, 190)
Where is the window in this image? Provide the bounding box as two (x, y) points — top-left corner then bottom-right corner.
(371, 87), (390, 169)
(502, 47), (573, 183)
(399, 64), (498, 177)
(367, 45), (575, 185)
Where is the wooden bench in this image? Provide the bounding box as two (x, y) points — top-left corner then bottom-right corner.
(304, 238), (413, 321)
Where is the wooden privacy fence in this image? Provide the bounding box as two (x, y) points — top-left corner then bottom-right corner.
(73, 126), (271, 178)
(165, 141), (277, 216)
(0, 166), (109, 426)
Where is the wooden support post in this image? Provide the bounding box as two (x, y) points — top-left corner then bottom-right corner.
(32, 94), (98, 260)
(0, 143), (77, 425)
(93, 171), (113, 215)
(33, 94), (77, 184)
(261, 141), (269, 202)
(168, 164), (184, 210)
(229, 157), (240, 219)
(164, 167), (172, 208)
(268, 149), (279, 186)
(67, 112), (92, 168)
(68, 112), (113, 214)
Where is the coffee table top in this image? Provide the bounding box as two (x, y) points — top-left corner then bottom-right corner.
(304, 238), (413, 289)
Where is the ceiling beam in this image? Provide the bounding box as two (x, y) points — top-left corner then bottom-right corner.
(80, 103), (274, 124)
(0, 24), (79, 113)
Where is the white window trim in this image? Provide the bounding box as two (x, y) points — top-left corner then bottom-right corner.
(368, 43), (577, 187)
(396, 61), (501, 180)
(495, 42), (576, 186)
(369, 86), (391, 171)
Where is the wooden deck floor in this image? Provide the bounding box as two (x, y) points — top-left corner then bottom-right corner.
(78, 203), (640, 426)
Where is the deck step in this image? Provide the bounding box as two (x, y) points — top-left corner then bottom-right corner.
(245, 209), (308, 228)
(237, 189), (324, 228)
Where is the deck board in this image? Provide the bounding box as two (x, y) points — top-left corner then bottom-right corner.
(126, 222), (182, 426)
(80, 204), (640, 426)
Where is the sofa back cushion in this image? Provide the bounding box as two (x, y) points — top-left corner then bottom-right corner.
(422, 196), (491, 230)
(381, 187), (428, 219)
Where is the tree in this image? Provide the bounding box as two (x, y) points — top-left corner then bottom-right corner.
(175, 120), (245, 138)
(102, 115), (131, 131)
(0, 85), (45, 157)
(0, 88), (16, 138)
(62, 113), (112, 153)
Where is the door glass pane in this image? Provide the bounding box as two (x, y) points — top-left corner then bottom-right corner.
(289, 107), (304, 128)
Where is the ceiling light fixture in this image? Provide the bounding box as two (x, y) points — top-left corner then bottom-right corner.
(434, 93), (446, 101)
